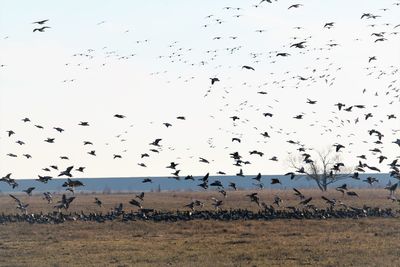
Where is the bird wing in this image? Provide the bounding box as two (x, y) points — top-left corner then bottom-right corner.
(9, 194), (21, 203)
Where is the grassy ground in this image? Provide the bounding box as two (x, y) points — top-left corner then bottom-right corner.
(0, 189), (399, 267)
(0, 188), (398, 213)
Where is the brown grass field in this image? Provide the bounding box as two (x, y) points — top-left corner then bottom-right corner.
(0, 189), (399, 266)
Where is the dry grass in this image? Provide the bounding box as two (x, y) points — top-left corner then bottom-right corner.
(0, 188), (397, 214)
(0, 189), (399, 267)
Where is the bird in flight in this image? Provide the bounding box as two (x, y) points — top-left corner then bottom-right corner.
(6, 130), (15, 137)
(210, 77), (220, 85)
(242, 65), (255, 71)
(32, 19), (49, 25)
(288, 4), (303, 9)
(324, 22), (335, 28)
(33, 26), (51, 32)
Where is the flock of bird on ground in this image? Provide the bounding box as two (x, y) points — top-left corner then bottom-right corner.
(1, 1), (400, 220)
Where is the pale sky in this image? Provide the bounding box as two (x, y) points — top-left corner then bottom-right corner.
(0, 0), (399, 179)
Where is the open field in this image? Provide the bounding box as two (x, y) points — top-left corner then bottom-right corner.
(0, 188), (398, 214)
(0, 189), (399, 266)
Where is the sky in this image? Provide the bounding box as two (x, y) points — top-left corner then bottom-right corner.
(0, 0), (399, 179)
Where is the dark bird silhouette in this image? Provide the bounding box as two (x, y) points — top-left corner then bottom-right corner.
(378, 155), (387, 163)
(246, 193), (260, 206)
(9, 194), (29, 213)
(58, 166), (74, 177)
(334, 102), (345, 110)
(53, 127), (64, 133)
(199, 157), (210, 163)
(242, 65), (255, 71)
(211, 197), (223, 210)
(198, 181), (208, 190)
(369, 56), (377, 63)
(32, 19), (49, 25)
(75, 167), (85, 172)
(321, 196), (336, 207)
(23, 187), (35, 196)
(33, 26), (51, 32)
(363, 176), (379, 185)
(253, 173), (262, 182)
(288, 4), (302, 9)
(54, 194), (75, 210)
(229, 182), (237, 190)
(136, 192), (145, 201)
(150, 138), (162, 146)
(263, 112), (273, 117)
(276, 52), (290, 57)
(385, 182), (398, 195)
(43, 192), (53, 203)
(44, 138), (55, 143)
(285, 172), (296, 180)
(293, 188), (305, 199)
(37, 175), (52, 183)
(299, 197), (312, 206)
(346, 191), (359, 197)
(210, 180), (223, 187)
(94, 197), (102, 207)
(290, 41), (307, 48)
(0, 174), (18, 188)
(185, 175), (194, 180)
(171, 170), (180, 177)
(261, 132), (270, 138)
(273, 196), (282, 207)
(210, 77), (220, 85)
(6, 130), (15, 137)
(166, 162), (179, 169)
(393, 139), (400, 147)
(333, 144), (345, 152)
(250, 150), (264, 157)
(293, 115), (303, 119)
(62, 178), (84, 188)
(271, 178), (281, 184)
(114, 114), (126, 119)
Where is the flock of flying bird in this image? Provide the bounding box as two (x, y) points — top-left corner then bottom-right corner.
(1, 1), (400, 218)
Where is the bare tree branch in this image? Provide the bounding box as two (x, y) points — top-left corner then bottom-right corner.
(286, 146), (354, 191)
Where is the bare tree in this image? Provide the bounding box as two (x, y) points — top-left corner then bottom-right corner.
(287, 146), (353, 191)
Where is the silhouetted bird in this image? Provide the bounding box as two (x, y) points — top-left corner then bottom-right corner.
(242, 65), (255, 70)
(23, 187), (35, 196)
(33, 26), (50, 32)
(32, 19), (49, 25)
